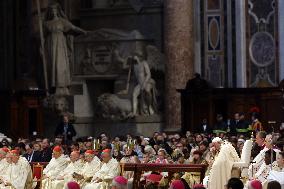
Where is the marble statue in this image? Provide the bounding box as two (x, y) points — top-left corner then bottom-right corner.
(250, 67), (275, 87)
(53, 96), (69, 113)
(44, 95), (76, 122)
(44, 3), (86, 95)
(96, 48), (162, 120)
(132, 51), (158, 116)
(89, 29), (164, 120)
(96, 93), (132, 120)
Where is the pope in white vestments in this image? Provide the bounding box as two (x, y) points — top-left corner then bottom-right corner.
(207, 137), (240, 189)
(50, 151), (84, 189)
(83, 149), (120, 189)
(72, 150), (101, 188)
(42, 146), (68, 189)
(0, 150), (32, 189)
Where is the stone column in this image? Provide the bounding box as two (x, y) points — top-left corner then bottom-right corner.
(164, 0), (194, 131)
(193, 0), (201, 74)
(279, 0), (284, 81)
(235, 0), (247, 87)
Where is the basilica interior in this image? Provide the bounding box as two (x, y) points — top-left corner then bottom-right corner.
(0, 1), (284, 189)
(0, 0), (283, 138)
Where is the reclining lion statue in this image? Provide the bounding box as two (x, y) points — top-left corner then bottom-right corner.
(96, 93), (133, 120)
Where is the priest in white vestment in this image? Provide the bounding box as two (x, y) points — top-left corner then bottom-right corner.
(83, 149), (120, 189)
(254, 150), (276, 187)
(267, 151), (284, 189)
(50, 151), (84, 189)
(72, 150), (101, 188)
(248, 134), (272, 179)
(42, 146), (68, 189)
(0, 148), (10, 176)
(0, 150), (32, 189)
(207, 137), (240, 189)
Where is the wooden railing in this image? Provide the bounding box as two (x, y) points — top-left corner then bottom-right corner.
(30, 162), (207, 189)
(121, 163), (207, 189)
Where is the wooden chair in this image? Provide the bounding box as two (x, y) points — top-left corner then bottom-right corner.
(32, 163), (44, 189)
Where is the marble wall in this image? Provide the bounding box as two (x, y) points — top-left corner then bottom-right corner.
(70, 1), (165, 137)
(246, 0), (279, 87)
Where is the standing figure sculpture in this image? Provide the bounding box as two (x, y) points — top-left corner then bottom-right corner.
(132, 51), (157, 116)
(44, 3), (86, 95)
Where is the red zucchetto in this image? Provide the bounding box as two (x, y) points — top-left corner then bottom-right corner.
(85, 150), (95, 155)
(53, 146), (62, 153)
(10, 150), (20, 156)
(0, 147), (9, 153)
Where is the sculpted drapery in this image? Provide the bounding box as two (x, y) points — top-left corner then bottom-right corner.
(44, 3), (86, 95)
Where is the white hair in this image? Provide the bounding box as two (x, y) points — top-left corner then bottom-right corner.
(144, 145), (154, 152)
(212, 137), (222, 143)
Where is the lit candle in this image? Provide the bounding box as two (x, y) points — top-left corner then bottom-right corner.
(93, 139), (96, 149)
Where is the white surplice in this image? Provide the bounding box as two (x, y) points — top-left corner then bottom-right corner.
(248, 147), (269, 179)
(0, 157), (32, 189)
(50, 159), (85, 189)
(255, 162), (271, 184)
(78, 156), (101, 178)
(83, 158), (120, 189)
(0, 158), (9, 176)
(267, 169), (284, 189)
(74, 156), (101, 188)
(42, 155), (68, 189)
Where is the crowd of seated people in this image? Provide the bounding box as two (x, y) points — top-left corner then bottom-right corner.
(0, 112), (283, 189)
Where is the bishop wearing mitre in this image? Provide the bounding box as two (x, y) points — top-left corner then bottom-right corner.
(50, 151), (84, 189)
(42, 146), (68, 189)
(0, 150), (33, 189)
(83, 149), (120, 189)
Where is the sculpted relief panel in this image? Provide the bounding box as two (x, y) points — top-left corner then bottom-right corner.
(73, 29), (146, 77)
(73, 29), (165, 120)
